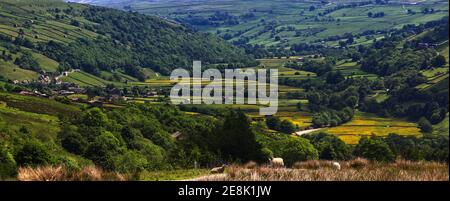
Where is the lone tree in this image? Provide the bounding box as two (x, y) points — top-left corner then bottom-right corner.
(218, 110), (266, 162)
(279, 120), (296, 134)
(418, 117), (433, 133)
(432, 55), (446, 67)
(354, 136), (395, 162)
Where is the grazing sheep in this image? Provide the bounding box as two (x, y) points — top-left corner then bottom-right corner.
(210, 165), (227, 174)
(332, 162), (341, 170)
(270, 158), (284, 167)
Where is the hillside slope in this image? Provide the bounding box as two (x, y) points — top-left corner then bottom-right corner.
(71, 0), (450, 47)
(0, 0), (255, 82)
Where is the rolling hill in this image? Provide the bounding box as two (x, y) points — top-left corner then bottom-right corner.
(0, 0), (255, 82)
(68, 0), (450, 47)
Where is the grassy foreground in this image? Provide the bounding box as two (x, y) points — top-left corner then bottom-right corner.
(12, 159), (449, 181)
(195, 160), (449, 181)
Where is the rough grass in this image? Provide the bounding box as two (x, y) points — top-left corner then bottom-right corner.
(0, 61), (39, 81)
(0, 104), (60, 141)
(433, 113), (449, 136)
(17, 166), (131, 181)
(196, 160), (449, 181)
(139, 169), (210, 181)
(31, 51), (59, 72)
(60, 71), (111, 87)
(0, 92), (80, 116)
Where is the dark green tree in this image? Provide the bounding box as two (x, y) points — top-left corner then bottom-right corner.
(354, 136), (395, 162)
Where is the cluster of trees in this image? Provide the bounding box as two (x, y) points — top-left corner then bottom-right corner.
(359, 18), (448, 126)
(286, 59), (332, 76)
(308, 85), (361, 127)
(1, 102), (448, 179)
(0, 121), (80, 180)
(312, 108), (354, 128)
(360, 47), (437, 76)
(367, 11), (385, 18)
(360, 18), (448, 76)
(306, 132), (448, 163)
(265, 116), (297, 134)
(13, 51), (41, 71)
(177, 11), (241, 27)
(56, 105), (277, 173)
(0, 35), (40, 71)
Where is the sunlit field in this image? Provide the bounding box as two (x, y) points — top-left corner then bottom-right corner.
(325, 112), (421, 144)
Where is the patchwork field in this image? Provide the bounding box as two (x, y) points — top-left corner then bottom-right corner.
(0, 0), (98, 44)
(324, 111), (422, 144)
(108, 0), (450, 46)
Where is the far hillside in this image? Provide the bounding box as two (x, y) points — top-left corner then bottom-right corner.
(76, 0), (450, 48)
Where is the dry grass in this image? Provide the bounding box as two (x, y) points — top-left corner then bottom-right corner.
(196, 159), (449, 181)
(17, 166), (131, 181)
(293, 160), (334, 170)
(347, 158), (370, 169)
(243, 161), (258, 169)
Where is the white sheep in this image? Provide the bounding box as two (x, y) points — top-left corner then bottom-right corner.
(270, 158), (284, 167)
(210, 164), (227, 174)
(332, 162), (341, 170)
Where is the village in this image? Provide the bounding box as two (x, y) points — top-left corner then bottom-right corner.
(10, 68), (163, 107)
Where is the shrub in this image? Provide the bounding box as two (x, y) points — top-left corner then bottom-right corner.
(292, 160), (333, 170)
(348, 158), (369, 169)
(114, 150), (148, 174)
(354, 136), (395, 162)
(243, 161), (258, 169)
(0, 145), (17, 179)
(265, 116), (281, 130)
(303, 132), (353, 160)
(279, 120), (296, 134)
(59, 126), (88, 155)
(85, 131), (124, 170)
(279, 138), (319, 166)
(15, 140), (53, 166)
(418, 117), (433, 133)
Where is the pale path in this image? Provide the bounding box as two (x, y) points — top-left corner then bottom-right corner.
(294, 128), (323, 136)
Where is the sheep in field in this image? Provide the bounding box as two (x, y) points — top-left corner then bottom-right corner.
(210, 165), (227, 174)
(332, 162), (341, 170)
(269, 158), (284, 167)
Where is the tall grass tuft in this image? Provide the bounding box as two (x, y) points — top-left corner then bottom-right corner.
(17, 166), (130, 181)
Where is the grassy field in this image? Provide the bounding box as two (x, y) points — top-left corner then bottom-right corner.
(335, 60), (378, 79)
(0, 0), (98, 44)
(324, 111), (421, 144)
(195, 160), (449, 181)
(0, 101), (60, 141)
(433, 113), (449, 136)
(0, 60), (39, 81)
(14, 160), (449, 181)
(31, 51), (59, 72)
(139, 169), (211, 181)
(0, 92), (80, 116)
